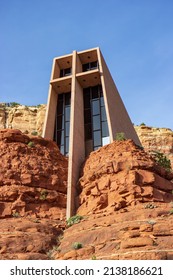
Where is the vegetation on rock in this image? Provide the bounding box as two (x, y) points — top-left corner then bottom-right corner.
(115, 132), (126, 141)
(151, 151), (172, 172)
(67, 215), (83, 227)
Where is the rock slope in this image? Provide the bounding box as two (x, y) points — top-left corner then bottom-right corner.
(0, 129), (67, 259)
(54, 140), (173, 260)
(0, 130), (173, 260)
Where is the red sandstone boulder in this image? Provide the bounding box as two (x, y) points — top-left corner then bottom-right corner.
(0, 129), (68, 219)
(77, 140), (173, 215)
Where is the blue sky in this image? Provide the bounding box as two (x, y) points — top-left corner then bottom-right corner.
(1, 0), (173, 129)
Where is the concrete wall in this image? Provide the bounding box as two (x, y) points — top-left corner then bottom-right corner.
(66, 52), (85, 218)
(99, 49), (141, 146)
(42, 85), (57, 139)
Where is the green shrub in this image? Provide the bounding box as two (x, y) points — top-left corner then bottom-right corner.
(72, 242), (83, 250)
(12, 211), (20, 218)
(152, 151), (171, 172)
(140, 122), (146, 126)
(144, 203), (157, 209)
(67, 215), (83, 227)
(31, 131), (38, 136)
(27, 141), (35, 148)
(9, 102), (20, 107)
(40, 190), (48, 200)
(115, 132), (126, 141)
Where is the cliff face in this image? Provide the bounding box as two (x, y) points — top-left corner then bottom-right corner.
(135, 125), (173, 169)
(0, 130), (173, 260)
(0, 105), (46, 135)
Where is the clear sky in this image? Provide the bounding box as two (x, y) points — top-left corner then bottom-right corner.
(1, 0), (173, 129)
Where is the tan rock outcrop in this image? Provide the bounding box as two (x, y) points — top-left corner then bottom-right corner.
(135, 125), (173, 169)
(0, 104), (46, 135)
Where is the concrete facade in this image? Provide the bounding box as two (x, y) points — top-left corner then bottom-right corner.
(43, 47), (141, 218)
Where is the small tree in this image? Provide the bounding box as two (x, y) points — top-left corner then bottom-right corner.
(152, 151), (171, 172)
(140, 122), (146, 126)
(9, 102), (20, 107)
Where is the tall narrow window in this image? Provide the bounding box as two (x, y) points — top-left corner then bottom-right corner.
(83, 85), (109, 156)
(54, 92), (71, 156)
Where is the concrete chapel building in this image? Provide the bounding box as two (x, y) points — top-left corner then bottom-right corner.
(42, 47), (141, 218)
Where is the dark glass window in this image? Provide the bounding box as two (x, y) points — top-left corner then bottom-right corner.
(90, 61), (98, 69)
(101, 106), (106, 121)
(57, 130), (64, 145)
(54, 92), (71, 156)
(94, 146), (101, 151)
(93, 115), (101, 130)
(65, 137), (69, 155)
(60, 68), (71, 77)
(83, 85), (109, 154)
(92, 86), (99, 99)
(92, 100), (100, 115)
(100, 96), (104, 107)
(65, 106), (70, 120)
(82, 61), (98, 72)
(57, 115), (64, 129)
(84, 92), (90, 108)
(102, 121), (109, 137)
(65, 92), (71, 105)
(85, 124), (92, 140)
(84, 109), (91, 123)
(93, 130), (101, 146)
(57, 101), (64, 115)
(65, 121), (70, 136)
(60, 145), (64, 155)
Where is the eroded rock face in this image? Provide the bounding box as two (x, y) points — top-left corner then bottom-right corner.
(0, 129), (68, 259)
(54, 204), (173, 260)
(77, 140), (173, 216)
(135, 125), (173, 169)
(0, 105), (46, 135)
(0, 129), (68, 219)
(0, 218), (64, 260)
(54, 140), (173, 260)
(1, 129), (173, 260)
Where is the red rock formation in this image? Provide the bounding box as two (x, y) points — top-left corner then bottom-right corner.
(0, 129), (68, 259)
(77, 140), (173, 216)
(1, 131), (173, 260)
(0, 218), (64, 260)
(0, 129), (68, 219)
(54, 140), (173, 260)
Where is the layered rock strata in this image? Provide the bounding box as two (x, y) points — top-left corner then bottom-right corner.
(0, 129), (68, 259)
(0, 129), (68, 219)
(0, 105), (46, 135)
(135, 125), (173, 169)
(54, 140), (173, 260)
